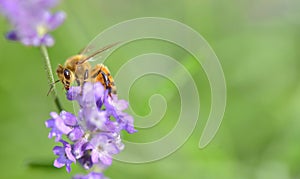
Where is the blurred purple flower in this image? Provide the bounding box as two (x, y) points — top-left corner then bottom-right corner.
(53, 140), (76, 173)
(0, 0), (65, 46)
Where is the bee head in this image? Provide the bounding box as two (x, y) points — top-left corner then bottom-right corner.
(56, 64), (73, 91)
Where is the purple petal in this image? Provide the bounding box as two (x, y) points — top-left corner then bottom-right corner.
(5, 30), (18, 40)
(90, 134), (107, 146)
(67, 86), (81, 100)
(94, 82), (105, 101)
(54, 159), (65, 168)
(124, 115), (138, 134)
(99, 154), (112, 166)
(88, 110), (107, 130)
(66, 163), (72, 173)
(46, 11), (66, 30)
(104, 143), (120, 155)
(78, 153), (93, 170)
(45, 118), (54, 128)
(53, 114), (72, 134)
(46, 117), (63, 141)
(73, 138), (88, 159)
(53, 146), (63, 155)
(84, 142), (94, 151)
(53, 133), (62, 142)
(41, 34), (54, 46)
(91, 151), (99, 164)
(80, 83), (97, 107)
(60, 111), (77, 126)
(52, 140), (76, 172)
(56, 119), (72, 134)
(115, 99), (128, 111)
(68, 127), (84, 141)
(65, 144), (76, 163)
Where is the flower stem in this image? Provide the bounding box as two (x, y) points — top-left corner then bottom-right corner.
(40, 45), (63, 111)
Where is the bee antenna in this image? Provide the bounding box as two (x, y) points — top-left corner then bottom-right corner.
(77, 41), (121, 65)
(47, 80), (60, 96)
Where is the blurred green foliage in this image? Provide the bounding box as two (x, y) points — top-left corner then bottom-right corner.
(0, 0), (300, 179)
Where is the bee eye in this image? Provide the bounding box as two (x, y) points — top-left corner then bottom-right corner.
(64, 69), (71, 80)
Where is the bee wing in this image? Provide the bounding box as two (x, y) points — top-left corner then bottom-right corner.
(79, 41), (121, 65)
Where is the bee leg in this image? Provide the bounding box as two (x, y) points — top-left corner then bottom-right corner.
(99, 71), (115, 96)
(84, 69), (89, 80)
(90, 65), (104, 84)
(91, 69), (109, 87)
(75, 74), (80, 86)
(75, 69), (91, 96)
(47, 86), (54, 96)
(90, 65), (116, 96)
(47, 79), (60, 96)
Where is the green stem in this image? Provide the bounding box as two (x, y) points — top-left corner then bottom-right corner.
(40, 45), (63, 111)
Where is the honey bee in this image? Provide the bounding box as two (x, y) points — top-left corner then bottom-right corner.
(50, 43), (118, 96)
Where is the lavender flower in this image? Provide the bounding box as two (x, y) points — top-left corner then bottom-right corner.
(104, 96), (137, 134)
(89, 133), (124, 166)
(53, 140), (76, 173)
(45, 111), (83, 142)
(46, 82), (137, 178)
(0, 0), (65, 46)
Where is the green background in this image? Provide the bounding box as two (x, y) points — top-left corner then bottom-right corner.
(0, 0), (300, 178)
